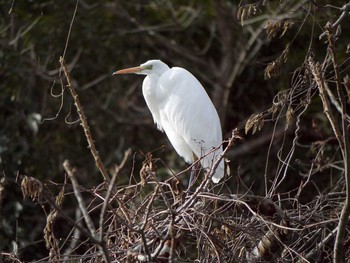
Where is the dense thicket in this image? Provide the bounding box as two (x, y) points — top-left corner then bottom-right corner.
(1, 1), (350, 262)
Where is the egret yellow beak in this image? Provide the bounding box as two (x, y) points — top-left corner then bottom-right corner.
(113, 66), (143, 75)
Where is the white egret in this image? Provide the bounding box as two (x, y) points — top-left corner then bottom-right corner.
(113, 60), (224, 183)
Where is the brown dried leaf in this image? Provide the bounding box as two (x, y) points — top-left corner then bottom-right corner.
(170, 177), (182, 196)
(285, 105), (294, 130)
(264, 45), (289, 79)
(266, 20), (282, 39)
(281, 20), (294, 37)
(139, 163), (148, 187)
(245, 114), (256, 134)
(264, 60), (280, 79)
(21, 176), (43, 201)
(44, 184), (65, 257)
(266, 20), (294, 39)
(269, 104), (279, 119)
(257, 119), (265, 133)
(245, 113), (264, 134)
(237, 4), (261, 25)
(140, 153), (154, 187)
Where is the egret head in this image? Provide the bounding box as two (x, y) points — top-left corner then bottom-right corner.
(113, 60), (170, 76)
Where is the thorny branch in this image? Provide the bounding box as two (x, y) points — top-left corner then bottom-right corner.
(308, 57), (344, 151)
(59, 56), (110, 182)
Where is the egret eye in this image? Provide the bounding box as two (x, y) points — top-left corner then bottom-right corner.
(144, 65), (153, 70)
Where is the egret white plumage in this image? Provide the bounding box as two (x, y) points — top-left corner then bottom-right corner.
(113, 60), (224, 183)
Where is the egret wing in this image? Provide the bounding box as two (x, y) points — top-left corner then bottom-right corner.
(158, 67), (224, 182)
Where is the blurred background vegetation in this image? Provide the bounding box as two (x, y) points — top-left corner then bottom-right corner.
(1, 0), (350, 261)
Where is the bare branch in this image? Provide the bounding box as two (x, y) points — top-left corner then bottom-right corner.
(59, 56), (110, 182)
(99, 149), (131, 242)
(319, 1), (350, 39)
(63, 160), (111, 262)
